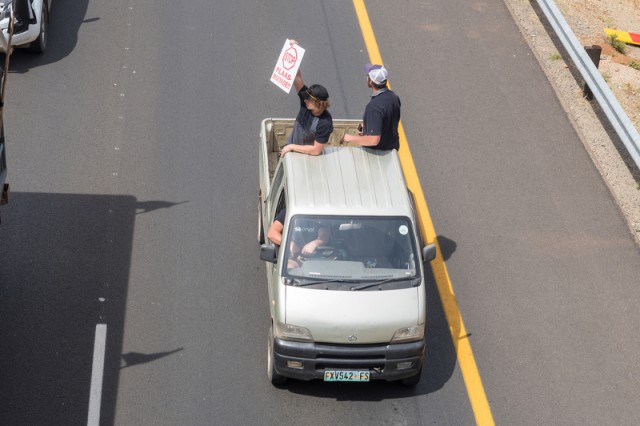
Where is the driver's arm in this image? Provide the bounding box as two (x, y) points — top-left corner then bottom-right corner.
(301, 226), (331, 255)
(267, 219), (284, 246)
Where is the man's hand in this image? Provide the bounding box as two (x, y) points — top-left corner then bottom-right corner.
(280, 144), (295, 157)
(301, 240), (319, 256)
(341, 123), (364, 144)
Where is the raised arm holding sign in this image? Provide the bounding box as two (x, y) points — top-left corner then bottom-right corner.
(276, 40), (334, 157)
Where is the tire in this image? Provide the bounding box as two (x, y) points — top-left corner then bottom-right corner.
(28, 2), (48, 53)
(257, 192), (265, 244)
(267, 326), (286, 385)
(401, 367), (422, 386)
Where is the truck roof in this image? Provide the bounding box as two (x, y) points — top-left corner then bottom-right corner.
(283, 147), (413, 217)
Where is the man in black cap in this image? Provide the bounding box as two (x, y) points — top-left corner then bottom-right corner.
(342, 63), (401, 151)
(280, 40), (333, 157)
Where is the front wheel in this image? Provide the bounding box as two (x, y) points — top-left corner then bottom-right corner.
(28, 2), (48, 53)
(401, 366), (422, 386)
(267, 326), (286, 385)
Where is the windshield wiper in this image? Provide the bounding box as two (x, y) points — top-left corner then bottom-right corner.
(350, 277), (420, 291)
(290, 278), (359, 287)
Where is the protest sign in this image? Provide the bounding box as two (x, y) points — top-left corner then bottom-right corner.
(270, 39), (305, 94)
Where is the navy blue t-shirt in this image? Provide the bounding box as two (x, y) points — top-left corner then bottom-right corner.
(292, 85), (333, 144)
(362, 89), (401, 150)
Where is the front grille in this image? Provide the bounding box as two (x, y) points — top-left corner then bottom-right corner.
(317, 363), (385, 371)
(316, 353), (385, 360)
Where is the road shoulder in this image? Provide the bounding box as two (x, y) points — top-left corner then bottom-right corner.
(504, 0), (640, 247)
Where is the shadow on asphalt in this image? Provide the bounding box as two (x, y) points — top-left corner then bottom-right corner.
(437, 235), (457, 262)
(0, 192), (181, 426)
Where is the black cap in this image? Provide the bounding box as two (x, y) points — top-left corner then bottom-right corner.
(305, 84), (329, 101)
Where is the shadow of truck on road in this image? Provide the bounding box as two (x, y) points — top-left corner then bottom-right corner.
(0, 192), (179, 426)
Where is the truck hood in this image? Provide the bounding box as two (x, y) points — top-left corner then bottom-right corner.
(285, 286), (421, 344)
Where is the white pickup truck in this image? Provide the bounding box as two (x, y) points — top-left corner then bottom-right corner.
(258, 118), (437, 385)
(0, 0), (51, 53)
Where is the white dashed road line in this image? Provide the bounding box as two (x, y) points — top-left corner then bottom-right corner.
(87, 324), (107, 426)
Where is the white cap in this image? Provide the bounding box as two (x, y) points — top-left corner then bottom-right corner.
(364, 63), (388, 84)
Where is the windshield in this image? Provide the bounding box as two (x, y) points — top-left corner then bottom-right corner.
(282, 215), (421, 289)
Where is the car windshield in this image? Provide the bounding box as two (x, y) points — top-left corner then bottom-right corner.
(282, 215), (421, 288)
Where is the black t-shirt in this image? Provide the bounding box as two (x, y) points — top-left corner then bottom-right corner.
(293, 85), (333, 144)
(362, 89), (401, 150)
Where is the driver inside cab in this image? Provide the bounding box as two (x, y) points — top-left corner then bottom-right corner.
(267, 209), (331, 269)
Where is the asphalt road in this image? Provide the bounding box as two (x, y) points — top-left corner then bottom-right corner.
(1, 1), (639, 425)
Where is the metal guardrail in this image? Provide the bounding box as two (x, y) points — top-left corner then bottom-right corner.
(536, 0), (640, 170)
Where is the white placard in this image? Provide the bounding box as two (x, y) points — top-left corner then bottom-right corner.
(270, 39), (305, 94)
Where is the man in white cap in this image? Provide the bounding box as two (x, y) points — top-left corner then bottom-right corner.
(342, 64), (401, 150)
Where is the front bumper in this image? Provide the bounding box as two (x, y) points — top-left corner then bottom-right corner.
(0, 19), (40, 51)
(273, 338), (425, 382)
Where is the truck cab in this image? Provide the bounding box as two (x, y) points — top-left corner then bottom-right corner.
(258, 118), (436, 385)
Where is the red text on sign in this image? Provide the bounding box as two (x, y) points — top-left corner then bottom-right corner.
(271, 72), (291, 89)
(282, 47), (298, 70)
(275, 66), (292, 81)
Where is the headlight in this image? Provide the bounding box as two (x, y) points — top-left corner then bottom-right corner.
(391, 324), (424, 343)
(275, 322), (314, 342)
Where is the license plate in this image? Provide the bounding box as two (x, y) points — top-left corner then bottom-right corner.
(324, 370), (370, 382)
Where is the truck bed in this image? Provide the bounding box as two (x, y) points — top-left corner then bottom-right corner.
(262, 118), (362, 178)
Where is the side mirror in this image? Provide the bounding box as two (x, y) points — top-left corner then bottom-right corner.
(422, 243), (437, 263)
(260, 244), (278, 264)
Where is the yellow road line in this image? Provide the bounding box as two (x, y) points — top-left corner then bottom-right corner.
(352, 1), (495, 424)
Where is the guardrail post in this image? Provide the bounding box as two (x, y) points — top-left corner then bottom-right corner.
(583, 45), (602, 100)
